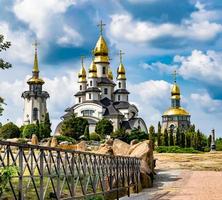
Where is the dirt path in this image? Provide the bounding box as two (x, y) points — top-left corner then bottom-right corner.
(121, 152), (222, 200)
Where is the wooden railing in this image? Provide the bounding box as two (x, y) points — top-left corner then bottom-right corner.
(0, 140), (141, 200)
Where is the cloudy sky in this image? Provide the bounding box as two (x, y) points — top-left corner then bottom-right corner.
(0, 0), (222, 137)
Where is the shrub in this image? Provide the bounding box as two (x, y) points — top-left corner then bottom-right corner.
(86, 195), (104, 200)
(0, 122), (20, 139)
(156, 146), (200, 153)
(95, 118), (113, 137)
(90, 132), (101, 141)
(55, 135), (76, 144)
(127, 128), (148, 143)
(22, 124), (39, 138)
(111, 128), (128, 142)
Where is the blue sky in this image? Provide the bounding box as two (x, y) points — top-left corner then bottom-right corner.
(0, 0), (222, 137)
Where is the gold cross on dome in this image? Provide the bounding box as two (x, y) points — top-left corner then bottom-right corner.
(97, 20), (106, 35)
(118, 50), (125, 63)
(172, 70), (178, 83)
(81, 55), (85, 67)
(32, 40), (40, 53)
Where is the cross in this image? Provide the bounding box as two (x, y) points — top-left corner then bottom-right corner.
(81, 55), (85, 67)
(172, 70), (178, 83)
(118, 50), (125, 63)
(97, 20), (106, 35)
(32, 40), (40, 53)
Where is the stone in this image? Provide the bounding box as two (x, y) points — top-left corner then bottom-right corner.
(76, 141), (87, 151)
(96, 144), (113, 155)
(105, 138), (113, 146)
(130, 139), (138, 146)
(59, 141), (72, 145)
(112, 139), (130, 156)
(6, 138), (20, 143)
(51, 137), (58, 147)
(31, 134), (38, 145)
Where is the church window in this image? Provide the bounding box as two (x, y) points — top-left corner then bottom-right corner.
(79, 97), (81, 103)
(33, 108), (38, 121)
(90, 81), (92, 86)
(118, 95), (120, 101)
(80, 85), (82, 90)
(81, 110), (95, 116)
(104, 88), (108, 95)
(102, 67), (106, 75)
(89, 93), (91, 99)
(118, 82), (121, 88)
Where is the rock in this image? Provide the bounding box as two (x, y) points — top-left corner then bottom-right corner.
(6, 138), (20, 143)
(31, 134), (38, 145)
(130, 139), (138, 146)
(140, 173), (153, 188)
(96, 145), (113, 155)
(105, 138), (113, 146)
(112, 139), (130, 156)
(76, 141), (87, 151)
(59, 141), (72, 145)
(51, 137), (58, 147)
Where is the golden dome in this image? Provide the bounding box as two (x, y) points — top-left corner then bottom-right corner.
(108, 67), (113, 80)
(27, 77), (45, 84)
(89, 61), (97, 78)
(117, 63), (126, 80)
(171, 83), (180, 95)
(163, 107), (189, 116)
(78, 66), (87, 82)
(93, 35), (108, 55)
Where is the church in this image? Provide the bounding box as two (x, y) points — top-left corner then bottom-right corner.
(162, 71), (191, 133)
(55, 22), (148, 134)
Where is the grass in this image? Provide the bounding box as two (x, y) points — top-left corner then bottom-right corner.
(155, 146), (200, 153)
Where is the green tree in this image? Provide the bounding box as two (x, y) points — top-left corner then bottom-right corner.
(22, 124), (39, 138)
(84, 125), (90, 140)
(175, 128), (180, 146)
(95, 118), (113, 137)
(127, 128), (148, 143)
(0, 122), (20, 139)
(196, 129), (202, 151)
(61, 114), (88, 140)
(149, 125), (155, 145)
(41, 112), (51, 139)
(0, 35), (12, 116)
(111, 128), (128, 142)
(208, 135), (212, 148)
(89, 132), (101, 141)
(169, 129), (174, 146)
(163, 129), (168, 146)
(185, 131), (192, 148)
(157, 121), (162, 146)
(180, 131), (185, 148)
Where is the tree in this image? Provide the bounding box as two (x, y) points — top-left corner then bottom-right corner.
(169, 129), (174, 146)
(84, 125), (90, 140)
(163, 129), (168, 146)
(175, 128), (180, 146)
(0, 35), (12, 116)
(127, 128), (148, 143)
(111, 128), (128, 142)
(0, 122), (20, 139)
(180, 131), (185, 148)
(149, 125), (155, 145)
(208, 135), (212, 148)
(95, 118), (113, 137)
(185, 131), (192, 148)
(157, 122), (162, 146)
(196, 129), (202, 151)
(61, 114), (88, 140)
(22, 124), (39, 138)
(41, 112), (51, 139)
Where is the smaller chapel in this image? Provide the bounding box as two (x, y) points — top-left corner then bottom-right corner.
(55, 22), (148, 134)
(162, 71), (191, 133)
(21, 42), (49, 124)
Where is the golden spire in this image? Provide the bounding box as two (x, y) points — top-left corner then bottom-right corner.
(93, 20), (109, 63)
(89, 59), (97, 78)
(171, 70), (180, 99)
(78, 56), (87, 82)
(33, 40), (39, 73)
(108, 67), (113, 80)
(117, 50), (126, 80)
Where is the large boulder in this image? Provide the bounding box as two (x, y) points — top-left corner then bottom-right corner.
(96, 144), (113, 155)
(51, 137), (58, 147)
(31, 134), (38, 145)
(76, 141), (87, 151)
(112, 139), (130, 156)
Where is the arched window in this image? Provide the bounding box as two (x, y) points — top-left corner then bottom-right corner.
(89, 93), (91, 99)
(118, 82), (121, 88)
(33, 108), (38, 121)
(118, 95), (120, 101)
(80, 85), (82, 91)
(90, 81), (92, 86)
(104, 88), (108, 95)
(79, 97), (81, 103)
(102, 67), (106, 75)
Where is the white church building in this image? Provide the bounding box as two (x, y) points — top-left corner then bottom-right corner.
(55, 23), (148, 134)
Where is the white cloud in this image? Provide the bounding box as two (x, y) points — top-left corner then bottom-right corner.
(109, 2), (222, 44)
(0, 22), (33, 64)
(177, 50), (222, 83)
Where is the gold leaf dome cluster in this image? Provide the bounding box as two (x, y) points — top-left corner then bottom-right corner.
(171, 84), (180, 95)
(117, 63), (126, 80)
(93, 35), (109, 63)
(88, 61), (97, 78)
(78, 66), (87, 82)
(163, 107), (189, 116)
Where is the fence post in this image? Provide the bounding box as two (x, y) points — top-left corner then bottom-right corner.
(71, 152), (75, 197)
(127, 157), (130, 197)
(57, 151), (61, 199)
(39, 149), (44, 200)
(116, 157), (119, 200)
(18, 147), (23, 200)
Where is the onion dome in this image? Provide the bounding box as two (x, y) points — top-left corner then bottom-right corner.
(88, 61), (97, 78)
(163, 107), (189, 116)
(78, 66), (87, 82)
(171, 83), (180, 100)
(27, 42), (45, 85)
(117, 63), (126, 80)
(108, 67), (113, 80)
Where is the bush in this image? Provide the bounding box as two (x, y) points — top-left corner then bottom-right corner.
(55, 135), (76, 144)
(95, 118), (113, 137)
(86, 195), (104, 200)
(0, 122), (20, 139)
(111, 128), (128, 142)
(156, 146), (200, 153)
(90, 132), (101, 141)
(127, 128), (148, 143)
(22, 124), (39, 138)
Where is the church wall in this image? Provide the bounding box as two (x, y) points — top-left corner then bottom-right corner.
(99, 85), (113, 100)
(96, 63), (108, 78)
